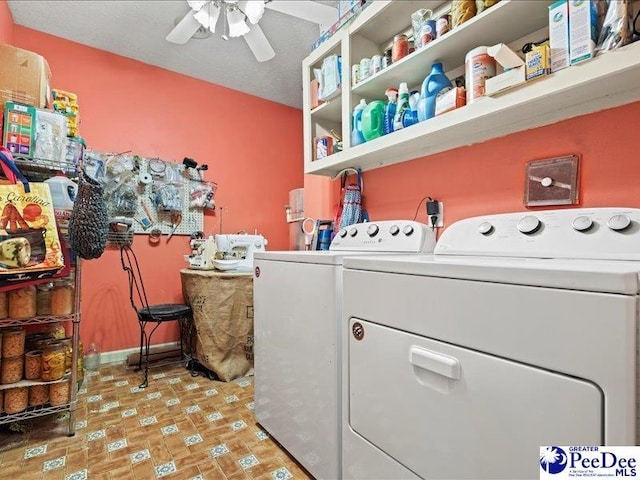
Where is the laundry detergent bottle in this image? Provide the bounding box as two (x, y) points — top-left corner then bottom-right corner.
(417, 62), (452, 122)
(361, 100), (386, 141)
(351, 99), (367, 146)
(383, 87), (398, 135)
(393, 82), (410, 131)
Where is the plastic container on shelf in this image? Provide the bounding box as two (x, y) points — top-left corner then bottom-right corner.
(361, 101), (386, 141)
(351, 99), (368, 147)
(0, 355), (23, 384)
(417, 62), (453, 122)
(8, 286), (37, 319)
(4, 386), (28, 414)
(465, 46), (497, 103)
(1, 327), (25, 358)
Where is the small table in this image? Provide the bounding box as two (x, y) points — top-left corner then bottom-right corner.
(180, 269), (254, 381)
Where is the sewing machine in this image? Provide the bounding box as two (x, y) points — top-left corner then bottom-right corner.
(214, 233), (267, 271)
(185, 236), (217, 270)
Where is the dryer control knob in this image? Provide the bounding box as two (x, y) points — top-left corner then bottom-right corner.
(572, 216), (594, 232)
(517, 215), (541, 234)
(349, 227), (358, 237)
(608, 214), (632, 231)
(255, 239), (263, 247)
(402, 225), (414, 236)
(478, 221), (494, 235)
(389, 225), (400, 236)
(367, 224), (379, 237)
(339, 228), (348, 238)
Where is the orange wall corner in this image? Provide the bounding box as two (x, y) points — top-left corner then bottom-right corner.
(0, 0), (15, 44)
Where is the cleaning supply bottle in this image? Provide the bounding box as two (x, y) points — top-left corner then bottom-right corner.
(361, 101), (386, 141)
(393, 82), (410, 131)
(351, 99), (367, 146)
(402, 90), (422, 128)
(417, 62), (452, 122)
(383, 87), (398, 135)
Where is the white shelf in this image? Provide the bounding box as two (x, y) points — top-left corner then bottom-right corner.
(310, 98), (342, 123)
(306, 41), (640, 176)
(352, 0), (549, 98)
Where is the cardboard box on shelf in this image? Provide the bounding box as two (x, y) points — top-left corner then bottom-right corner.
(569, 0), (598, 65)
(548, 0), (570, 72)
(0, 45), (51, 108)
(485, 44), (526, 96)
(2, 101), (37, 158)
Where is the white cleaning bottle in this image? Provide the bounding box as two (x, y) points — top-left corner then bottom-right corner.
(393, 82), (409, 131)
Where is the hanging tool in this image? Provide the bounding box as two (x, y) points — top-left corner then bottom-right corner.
(167, 212), (182, 241)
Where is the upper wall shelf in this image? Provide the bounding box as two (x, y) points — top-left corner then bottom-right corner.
(306, 41), (640, 176)
(302, 0), (640, 177)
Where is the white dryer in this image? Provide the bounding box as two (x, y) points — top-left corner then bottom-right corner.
(342, 208), (640, 480)
(254, 220), (436, 480)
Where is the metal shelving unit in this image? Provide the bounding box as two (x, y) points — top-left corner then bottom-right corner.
(0, 157), (83, 436)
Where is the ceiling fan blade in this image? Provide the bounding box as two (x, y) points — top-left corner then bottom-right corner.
(166, 10), (202, 44)
(265, 1), (336, 26)
(243, 23), (276, 62)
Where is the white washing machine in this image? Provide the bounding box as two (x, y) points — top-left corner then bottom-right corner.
(342, 208), (640, 480)
(254, 220), (436, 480)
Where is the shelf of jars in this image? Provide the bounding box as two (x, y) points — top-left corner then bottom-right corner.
(0, 402), (74, 426)
(0, 313), (77, 327)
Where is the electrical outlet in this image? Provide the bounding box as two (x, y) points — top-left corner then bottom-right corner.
(426, 201), (444, 228)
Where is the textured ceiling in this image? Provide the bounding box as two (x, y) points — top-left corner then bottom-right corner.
(8, 1), (335, 108)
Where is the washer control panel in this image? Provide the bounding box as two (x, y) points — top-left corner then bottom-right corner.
(331, 220), (436, 253)
(435, 208), (640, 260)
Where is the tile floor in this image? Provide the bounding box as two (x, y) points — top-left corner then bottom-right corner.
(0, 363), (312, 480)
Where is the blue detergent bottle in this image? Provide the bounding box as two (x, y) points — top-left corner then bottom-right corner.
(383, 87), (398, 135)
(351, 99), (367, 146)
(417, 62), (452, 122)
(393, 82), (409, 131)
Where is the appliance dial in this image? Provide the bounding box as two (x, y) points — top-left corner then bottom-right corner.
(255, 239), (263, 247)
(339, 228), (348, 238)
(349, 227), (358, 237)
(367, 224), (379, 237)
(389, 225), (400, 236)
(478, 221), (494, 235)
(402, 224), (414, 236)
(517, 215), (541, 234)
(608, 214), (632, 231)
(572, 215), (593, 232)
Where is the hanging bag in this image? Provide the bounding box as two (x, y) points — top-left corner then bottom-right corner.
(0, 147), (65, 286)
(68, 171), (108, 259)
(335, 168), (368, 229)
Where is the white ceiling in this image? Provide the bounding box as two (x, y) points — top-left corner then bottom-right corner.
(8, 1), (337, 108)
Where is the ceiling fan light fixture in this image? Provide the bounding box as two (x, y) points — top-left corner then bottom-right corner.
(227, 7), (250, 38)
(244, 1), (265, 24)
(194, 2), (221, 31)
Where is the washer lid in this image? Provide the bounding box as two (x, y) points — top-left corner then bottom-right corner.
(343, 254), (640, 294)
(254, 250), (385, 266)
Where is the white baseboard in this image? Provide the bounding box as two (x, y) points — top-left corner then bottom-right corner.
(100, 342), (180, 365)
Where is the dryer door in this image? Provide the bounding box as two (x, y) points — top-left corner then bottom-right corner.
(347, 319), (602, 480)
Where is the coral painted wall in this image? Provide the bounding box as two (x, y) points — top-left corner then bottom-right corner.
(355, 100), (640, 228)
(13, 26), (303, 354)
(0, 0), (13, 44)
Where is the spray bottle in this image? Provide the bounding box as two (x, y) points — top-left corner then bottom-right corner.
(351, 99), (368, 146)
(393, 82), (409, 131)
(383, 87), (398, 135)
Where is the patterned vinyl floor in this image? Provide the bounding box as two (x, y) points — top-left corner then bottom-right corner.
(0, 363), (312, 480)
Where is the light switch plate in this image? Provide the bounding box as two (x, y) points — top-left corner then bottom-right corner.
(525, 155), (579, 207)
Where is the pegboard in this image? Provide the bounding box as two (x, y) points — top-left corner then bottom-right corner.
(84, 151), (213, 238)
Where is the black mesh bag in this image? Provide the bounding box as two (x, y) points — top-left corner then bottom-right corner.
(68, 172), (108, 259)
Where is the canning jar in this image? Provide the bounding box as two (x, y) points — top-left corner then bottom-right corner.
(24, 350), (43, 380)
(49, 379), (70, 406)
(4, 386), (28, 414)
(36, 283), (53, 316)
(8, 286), (36, 319)
(45, 322), (66, 340)
(41, 343), (66, 381)
(1, 355), (23, 384)
(392, 34), (409, 63)
(28, 384), (49, 406)
(2, 327), (25, 358)
(51, 276), (74, 316)
(59, 337), (72, 373)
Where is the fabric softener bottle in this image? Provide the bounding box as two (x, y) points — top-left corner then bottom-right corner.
(417, 62), (452, 122)
(383, 87), (398, 135)
(393, 82), (410, 131)
(351, 99), (367, 146)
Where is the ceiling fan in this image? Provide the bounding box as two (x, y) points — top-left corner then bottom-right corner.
(166, 0), (337, 62)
